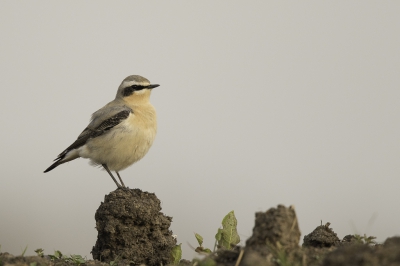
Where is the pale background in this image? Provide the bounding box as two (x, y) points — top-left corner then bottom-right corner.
(1, 1), (399, 260)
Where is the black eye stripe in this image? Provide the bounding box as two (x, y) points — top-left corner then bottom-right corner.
(122, 85), (146, 97)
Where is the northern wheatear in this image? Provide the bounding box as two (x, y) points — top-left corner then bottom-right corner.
(44, 75), (159, 188)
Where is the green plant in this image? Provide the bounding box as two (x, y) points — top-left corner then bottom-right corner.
(69, 255), (86, 266)
(170, 243), (182, 265)
(194, 210), (240, 256)
(48, 250), (86, 265)
(21, 245), (28, 257)
(48, 250), (63, 260)
(34, 248), (44, 257)
(215, 211), (240, 250)
(354, 234), (377, 245)
(192, 257), (216, 266)
(194, 233), (212, 254)
(109, 255), (120, 266)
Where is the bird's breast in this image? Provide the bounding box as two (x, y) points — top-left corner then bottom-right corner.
(129, 104), (157, 133)
(81, 104), (157, 171)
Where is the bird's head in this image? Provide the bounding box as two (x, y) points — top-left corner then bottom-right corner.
(116, 75), (159, 101)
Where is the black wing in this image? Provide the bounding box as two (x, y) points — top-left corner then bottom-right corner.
(44, 109), (132, 173)
(55, 109), (132, 160)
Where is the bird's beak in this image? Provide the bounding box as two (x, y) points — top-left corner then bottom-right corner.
(147, 84), (160, 89)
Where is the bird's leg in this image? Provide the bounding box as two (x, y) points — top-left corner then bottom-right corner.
(116, 171), (126, 188)
(102, 164), (122, 188)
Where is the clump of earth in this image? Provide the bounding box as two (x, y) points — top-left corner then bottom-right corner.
(1, 193), (400, 266)
(193, 205), (400, 266)
(91, 188), (176, 265)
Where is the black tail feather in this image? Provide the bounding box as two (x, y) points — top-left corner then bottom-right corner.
(44, 157), (63, 173)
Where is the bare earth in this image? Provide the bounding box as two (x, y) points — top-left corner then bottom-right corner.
(1, 190), (399, 266)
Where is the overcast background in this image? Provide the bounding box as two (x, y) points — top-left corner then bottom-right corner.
(1, 1), (399, 260)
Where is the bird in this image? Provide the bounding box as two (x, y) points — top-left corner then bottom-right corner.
(44, 75), (160, 188)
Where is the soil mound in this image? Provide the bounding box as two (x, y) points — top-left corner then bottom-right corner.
(206, 205), (301, 266)
(303, 222), (340, 248)
(91, 188), (176, 265)
(245, 205), (301, 255)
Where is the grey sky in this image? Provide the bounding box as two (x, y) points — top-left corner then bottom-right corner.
(1, 1), (399, 260)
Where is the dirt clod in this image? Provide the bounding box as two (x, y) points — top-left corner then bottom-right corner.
(91, 188), (176, 265)
(245, 204), (301, 257)
(178, 259), (193, 265)
(303, 222), (340, 248)
(213, 246), (241, 265)
(319, 236), (400, 266)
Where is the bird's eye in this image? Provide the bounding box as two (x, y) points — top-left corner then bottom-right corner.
(131, 85), (146, 91)
(122, 85), (146, 97)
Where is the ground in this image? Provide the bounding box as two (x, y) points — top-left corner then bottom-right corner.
(1, 192), (400, 266)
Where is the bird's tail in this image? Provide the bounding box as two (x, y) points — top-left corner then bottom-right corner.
(44, 149), (80, 173)
(44, 157), (63, 173)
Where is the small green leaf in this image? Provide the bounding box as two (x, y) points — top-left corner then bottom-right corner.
(195, 246), (212, 254)
(203, 248), (212, 254)
(195, 233), (204, 246)
(215, 211), (240, 249)
(70, 254), (86, 265)
(54, 250), (62, 259)
(170, 243), (182, 265)
(34, 248), (44, 257)
(29, 262), (37, 266)
(215, 229), (222, 242)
